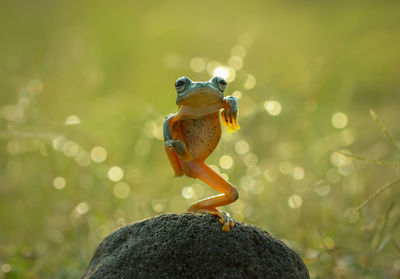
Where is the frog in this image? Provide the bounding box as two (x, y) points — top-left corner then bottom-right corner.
(163, 76), (240, 232)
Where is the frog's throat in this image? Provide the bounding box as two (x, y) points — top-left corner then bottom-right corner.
(177, 104), (222, 119)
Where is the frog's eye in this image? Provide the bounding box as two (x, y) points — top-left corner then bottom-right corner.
(211, 76), (227, 92)
(175, 77), (190, 93)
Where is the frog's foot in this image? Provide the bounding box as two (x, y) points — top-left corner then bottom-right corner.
(195, 209), (234, 232)
(213, 211), (235, 232)
(221, 96), (240, 133)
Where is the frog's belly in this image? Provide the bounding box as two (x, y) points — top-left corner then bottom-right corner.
(180, 113), (221, 161)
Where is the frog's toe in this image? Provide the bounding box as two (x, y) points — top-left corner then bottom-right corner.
(221, 109), (229, 126)
(212, 211), (235, 232)
(222, 109), (240, 132)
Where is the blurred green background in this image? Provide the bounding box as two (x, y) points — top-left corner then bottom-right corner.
(1, 0), (400, 278)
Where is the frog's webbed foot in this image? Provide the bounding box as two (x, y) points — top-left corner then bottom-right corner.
(165, 139), (192, 161)
(222, 96), (240, 132)
(194, 209), (235, 232)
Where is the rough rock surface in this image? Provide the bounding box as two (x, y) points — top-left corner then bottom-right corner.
(81, 213), (309, 279)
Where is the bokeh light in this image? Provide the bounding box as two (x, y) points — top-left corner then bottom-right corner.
(190, 57), (206, 73)
(53, 177), (66, 190)
(219, 155), (233, 170)
(234, 140), (249, 155)
(75, 202), (89, 215)
(108, 166), (124, 182)
(315, 184), (331, 197)
(207, 61), (220, 75)
(228, 56), (243, 71)
(91, 146), (108, 163)
(288, 194), (303, 209)
(292, 166), (305, 180)
(213, 66), (236, 82)
(230, 45), (246, 58)
(232, 90), (242, 99)
(243, 74), (256, 90)
(264, 100), (282, 116)
(331, 112), (348, 129)
(242, 153), (258, 167)
(181, 186), (194, 199)
(65, 115), (81, 125)
(1, 263), (12, 273)
(152, 200), (166, 213)
(62, 141), (80, 157)
(113, 182), (130, 199)
(52, 136), (66, 151)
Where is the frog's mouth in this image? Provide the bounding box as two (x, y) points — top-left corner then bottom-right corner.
(176, 87), (223, 106)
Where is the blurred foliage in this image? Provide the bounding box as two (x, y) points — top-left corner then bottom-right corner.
(1, 0), (400, 278)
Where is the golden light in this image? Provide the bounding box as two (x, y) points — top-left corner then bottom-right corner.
(75, 202), (89, 215)
(206, 61), (220, 75)
(62, 141), (80, 157)
(65, 115), (81, 125)
(228, 56), (243, 71)
(190, 57), (206, 72)
(1, 263), (11, 273)
(91, 146), (108, 163)
(232, 90), (242, 99)
(52, 135), (66, 151)
(152, 200), (166, 213)
(182, 186), (194, 199)
(315, 185), (331, 197)
(231, 45), (247, 58)
(213, 66), (236, 82)
(288, 194), (303, 209)
(53, 176), (66, 190)
(234, 140), (249, 155)
(244, 74), (256, 89)
(330, 151), (352, 167)
(292, 166), (305, 180)
(108, 166), (124, 182)
(113, 182), (130, 199)
(264, 100), (282, 116)
(242, 153), (258, 167)
(75, 151), (91, 167)
(331, 112), (348, 129)
(264, 169), (278, 182)
(219, 155), (233, 170)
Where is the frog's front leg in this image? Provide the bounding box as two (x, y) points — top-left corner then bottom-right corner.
(221, 96), (240, 132)
(185, 161), (239, 232)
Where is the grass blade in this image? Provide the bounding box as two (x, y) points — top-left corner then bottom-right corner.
(370, 109), (400, 152)
(339, 152), (400, 169)
(355, 177), (400, 211)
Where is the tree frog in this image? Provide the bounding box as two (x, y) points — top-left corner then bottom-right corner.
(163, 76), (240, 232)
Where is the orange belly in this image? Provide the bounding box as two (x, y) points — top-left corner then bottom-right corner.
(173, 112), (221, 161)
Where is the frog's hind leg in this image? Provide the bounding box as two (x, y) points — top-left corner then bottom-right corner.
(185, 161), (238, 232)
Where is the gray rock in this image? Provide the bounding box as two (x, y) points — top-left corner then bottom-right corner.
(81, 213), (309, 279)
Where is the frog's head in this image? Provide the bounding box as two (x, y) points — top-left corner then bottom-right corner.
(175, 76), (226, 106)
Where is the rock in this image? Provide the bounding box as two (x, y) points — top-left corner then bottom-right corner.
(81, 213), (309, 279)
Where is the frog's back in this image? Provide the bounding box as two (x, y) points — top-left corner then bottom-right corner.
(177, 112), (221, 161)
